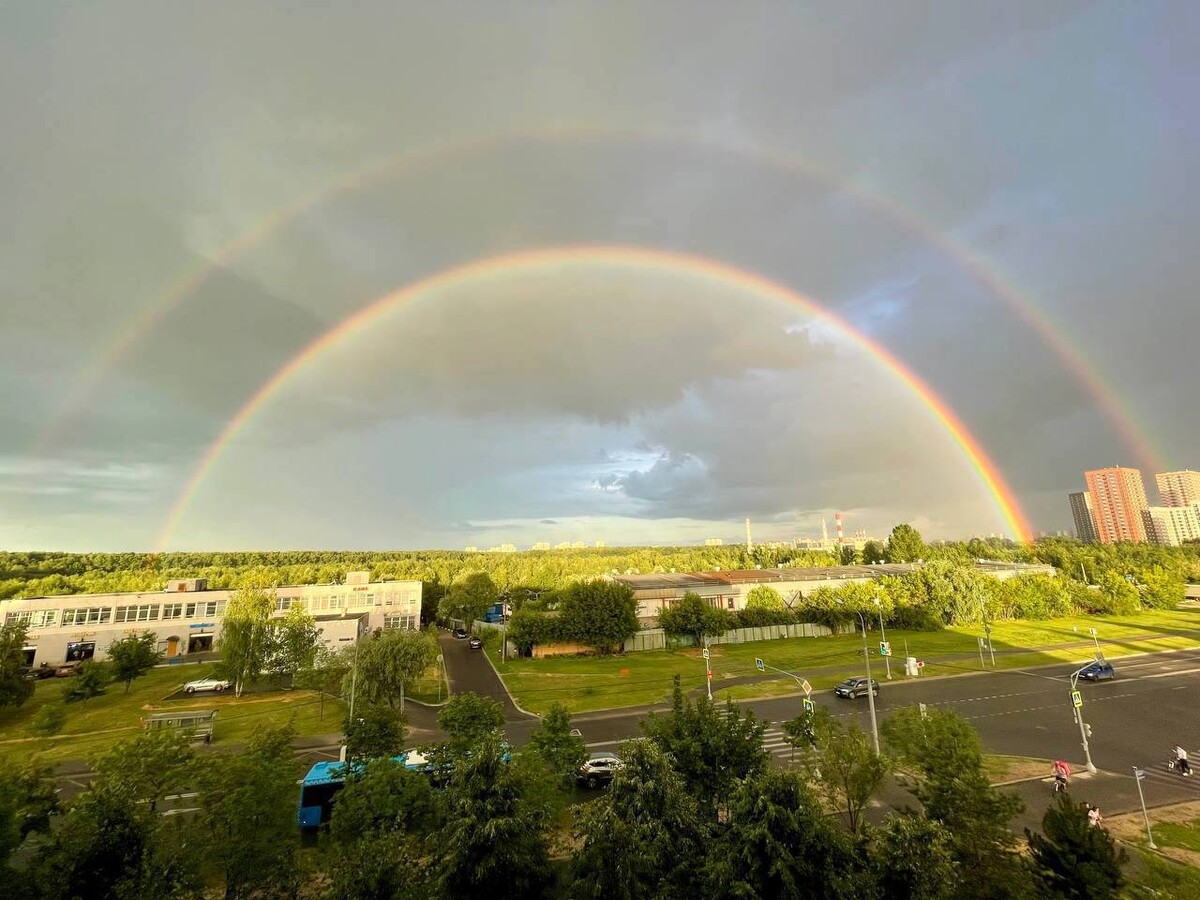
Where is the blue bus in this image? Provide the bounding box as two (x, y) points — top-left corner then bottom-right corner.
(297, 744), (510, 828)
(297, 748), (432, 828)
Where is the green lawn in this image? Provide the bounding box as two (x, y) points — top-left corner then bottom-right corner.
(0, 663), (347, 766)
(489, 609), (1200, 714)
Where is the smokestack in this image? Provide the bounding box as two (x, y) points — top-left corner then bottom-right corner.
(745, 518), (753, 551)
(821, 519), (829, 545)
(836, 512), (845, 545)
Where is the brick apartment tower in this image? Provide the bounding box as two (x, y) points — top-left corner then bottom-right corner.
(1156, 470), (1200, 507)
(1068, 491), (1098, 543)
(1084, 466), (1149, 544)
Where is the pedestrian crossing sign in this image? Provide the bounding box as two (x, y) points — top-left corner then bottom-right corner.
(755, 658), (765, 672)
(879, 641), (891, 657)
(803, 698), (815, 714)
(1071, 690), (1083, 708)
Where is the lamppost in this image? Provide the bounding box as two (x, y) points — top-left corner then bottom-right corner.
(840, 602), (880, 755)
(704, 636), (713, 701)
(873, 596), (891, 680)
(1069, 663), (1098, 773)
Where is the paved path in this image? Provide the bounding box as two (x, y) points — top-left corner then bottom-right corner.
(438, 629), (534, 722)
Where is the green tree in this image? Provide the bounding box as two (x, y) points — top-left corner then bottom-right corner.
(91, 729), (194, 813)
(744, 585), (786, 611)
(0, 762), (56, 873)
(704, 769), (864, 899)
(0, 621), (34, 709)
(271, 603), (321, 683)
(527, 702), (586, 790)
(344, 706), (407, 768)
(216, 587), (276, 697)
(437, 733), (553, 900)
(324, 831), (432, 900)
(887, 523), (927, 563)
(294, 644), (351, 720)
(67, 659), (112, 702)
(642, 677), (768, 808)
(444, 572), (499, 627)
(328, 758), (442, 845)
(1140, 567), (1184, 610)
(1096, 571), (1140, 615)
(884, 706), (1032, 898)
(558, 579), (640, 653)
(657, 591), (729, 646)
(33, 780), (200, 900)
(195, 725), (301, 900)
(803, 712), (885, 834)
(1026, 793), (1125, 899)
(106, 631), (164, 693)
(572, 739), (708, 899)
(438, 692), (505, 754)
(861, 539), (887, 564)
(871, 813), (960, 899)
(356, 628), (437, 711)
(780, 708), (817, 761)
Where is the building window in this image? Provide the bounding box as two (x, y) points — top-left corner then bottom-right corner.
(383, 614), (416, 630)
(62, 608), (111, 626)
(727, 598), (735, 610)
(115, 604), (159, 623)
(5, 609), (58, 628)
(162, 603), (184, 620)
(276, 597), (299, 613)
(184, 601), (218, 619)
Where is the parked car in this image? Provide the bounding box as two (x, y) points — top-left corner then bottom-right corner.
(21, 664), (56, 681)
(451, 627), (469, 639)
(576, 753), (623, 789)
(834, 677), (880, 699)
(1079, 660), (1116, 681)
(183, 677), (230, 694)
(467, 637), (483, 651)
(53, 661), (81, 677)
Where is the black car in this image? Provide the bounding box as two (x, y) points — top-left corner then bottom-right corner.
(834, 677), (880, 699)
(451, 627), (469, 639)
(467, 637), (483, 651)
(1078, 660), (1116, 681)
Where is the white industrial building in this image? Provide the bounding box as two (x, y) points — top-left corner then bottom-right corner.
(1, 571), (421, 669)
(611, 561), (1056, 622)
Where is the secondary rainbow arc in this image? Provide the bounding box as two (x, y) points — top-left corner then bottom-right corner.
(33, 123), (1165, 476)
(153, 245), (1034, 551)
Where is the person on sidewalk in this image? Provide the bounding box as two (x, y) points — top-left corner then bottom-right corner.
(1053, 759), (1071, 792)
(1175, 746), (1191, 776)
(1086, 804), (1103, 827)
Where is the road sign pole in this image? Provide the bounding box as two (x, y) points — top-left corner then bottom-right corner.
(1134, 767), (1157, 849)
(876, 603), (892, 680)
(704, 639), (712, 701)
(857, 613), (880, 755)
(977, 636), (986, 668)
(1071, 671), (1097, 773)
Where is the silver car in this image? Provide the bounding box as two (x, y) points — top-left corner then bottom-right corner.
(183, 677), (230, 694)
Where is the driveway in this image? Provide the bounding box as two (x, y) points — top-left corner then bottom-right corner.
(438, 630), (535, 723)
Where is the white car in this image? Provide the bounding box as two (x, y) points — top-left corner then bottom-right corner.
(183, 677), (230, 694)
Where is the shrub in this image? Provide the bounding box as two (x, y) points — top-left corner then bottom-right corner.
(27, 702), (67, 736)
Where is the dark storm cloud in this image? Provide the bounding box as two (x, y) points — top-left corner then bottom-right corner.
(2, 0), (1196, 549)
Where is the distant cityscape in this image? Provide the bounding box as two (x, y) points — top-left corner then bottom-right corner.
(1070, 467), (1200, 546)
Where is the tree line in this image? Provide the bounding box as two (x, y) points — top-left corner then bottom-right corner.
(0, 685), (1128, 899)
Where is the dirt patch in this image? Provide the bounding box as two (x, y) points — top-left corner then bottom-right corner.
(984, 755), (1053, 784)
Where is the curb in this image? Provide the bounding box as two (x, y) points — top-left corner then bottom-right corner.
(481, 647), (541, 720)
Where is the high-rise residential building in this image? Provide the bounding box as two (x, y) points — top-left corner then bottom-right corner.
(1068, 491), (1098, 543)
(1084, 466), (1150, 543)
(1156, 470), (1200, 508)
(1142, 505), (1200, 547)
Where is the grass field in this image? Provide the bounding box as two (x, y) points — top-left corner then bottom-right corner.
(488, 609), (1200, 714)
(0, 663), (347, 766)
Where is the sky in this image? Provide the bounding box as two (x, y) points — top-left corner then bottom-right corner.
(1, 1), (1197, 552)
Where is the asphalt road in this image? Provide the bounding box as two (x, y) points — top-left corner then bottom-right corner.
(520, 647), (1200, 825)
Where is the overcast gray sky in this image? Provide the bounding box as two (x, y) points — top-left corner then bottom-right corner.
(2, 1), (1196, 551)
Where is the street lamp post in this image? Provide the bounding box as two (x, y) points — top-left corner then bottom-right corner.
(842, 605), (881, 755)
(873, 597), (891, 680)
(1089, 627), (1102, 658)
(1069, 664), (1098, 774)
(1133, 766), (1157, 849)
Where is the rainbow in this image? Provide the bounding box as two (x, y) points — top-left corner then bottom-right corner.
(154, 245), (1034, 550)
(32, 123), (1165, 475)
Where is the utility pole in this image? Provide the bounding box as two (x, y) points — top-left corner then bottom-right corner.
(1070, 665), (1098, 773)
(855, 611), (881, 755)
(1089, 627), (1102, 658)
